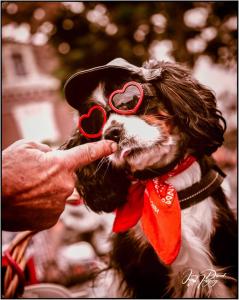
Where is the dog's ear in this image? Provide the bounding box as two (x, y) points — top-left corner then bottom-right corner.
(148, 61), (226, 156)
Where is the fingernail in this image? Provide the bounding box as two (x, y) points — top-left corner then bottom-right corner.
(110, 142), (118, 152)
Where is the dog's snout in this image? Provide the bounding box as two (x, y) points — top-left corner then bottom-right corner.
(103, 126), (122, 143)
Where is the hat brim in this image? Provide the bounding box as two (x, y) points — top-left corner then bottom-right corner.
(64, 65), (133, 110)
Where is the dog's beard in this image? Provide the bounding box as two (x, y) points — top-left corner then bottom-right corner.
(103, 114), (181, 173)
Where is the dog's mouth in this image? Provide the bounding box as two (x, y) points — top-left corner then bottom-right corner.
(116, 138), (170, 161)
(111, 142), (158, 168)
(108, 135), (180, 173)
(108, 143), (145, 165)
(119, 146), (143, 160)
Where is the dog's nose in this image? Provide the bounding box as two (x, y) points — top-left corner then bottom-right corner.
(103, 126), (122, 143)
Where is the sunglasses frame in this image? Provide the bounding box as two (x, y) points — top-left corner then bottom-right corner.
(78, 105), (107, 139)
(78, 81), (147, 138)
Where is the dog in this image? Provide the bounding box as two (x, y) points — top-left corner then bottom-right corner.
(63, 58), (237, 298)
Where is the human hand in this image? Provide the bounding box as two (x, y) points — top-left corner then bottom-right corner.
(2, 139), (117, 231)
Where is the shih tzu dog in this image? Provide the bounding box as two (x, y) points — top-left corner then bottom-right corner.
(63, 58), (237, 298)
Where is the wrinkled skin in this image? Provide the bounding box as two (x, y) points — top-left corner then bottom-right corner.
(2, 139), (116, 231)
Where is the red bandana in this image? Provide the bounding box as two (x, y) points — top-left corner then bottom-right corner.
(113, 156), (196, 265)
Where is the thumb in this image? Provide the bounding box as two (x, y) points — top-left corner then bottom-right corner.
(56, 140), (117, 171)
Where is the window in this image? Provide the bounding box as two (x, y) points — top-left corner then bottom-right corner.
(12, 52), (27, 76)
(13, 101), (60, 143)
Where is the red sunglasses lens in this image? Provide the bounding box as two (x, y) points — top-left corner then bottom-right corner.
(81, 110), (101, 133)
(79, 105), (106, 138)
(110, 84), (143, 113)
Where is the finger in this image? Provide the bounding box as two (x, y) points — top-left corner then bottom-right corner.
(56, 140), (117, 171)
(13, 139), (52, 153)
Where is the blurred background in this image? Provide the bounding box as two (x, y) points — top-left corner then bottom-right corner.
(2, 1), (237, 297)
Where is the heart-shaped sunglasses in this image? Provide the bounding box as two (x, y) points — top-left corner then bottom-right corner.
(78, 81), (154, 139)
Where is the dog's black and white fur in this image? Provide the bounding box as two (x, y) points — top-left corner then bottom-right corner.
(63, 60), (237, 298)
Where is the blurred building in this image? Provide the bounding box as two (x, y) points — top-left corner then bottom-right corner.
(2, 39), (75, 149)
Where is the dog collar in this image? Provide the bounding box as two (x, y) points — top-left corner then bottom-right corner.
(129, 160), (225, 210)
(178, 168), (225, 209)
